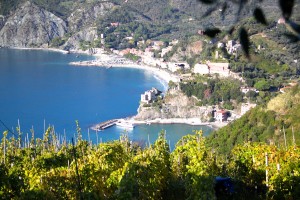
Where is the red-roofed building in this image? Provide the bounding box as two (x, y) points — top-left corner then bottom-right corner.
(110, 22), (120, 27)
(214, 110), (228, 122)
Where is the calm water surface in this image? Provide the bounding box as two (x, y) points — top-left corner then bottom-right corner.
(0, 49), (212, 148)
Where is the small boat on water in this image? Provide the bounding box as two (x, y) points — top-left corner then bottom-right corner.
(116, 120), (135, 129)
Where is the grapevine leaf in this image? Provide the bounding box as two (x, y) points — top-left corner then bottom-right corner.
(253, 8), (268, 25)
(279, 0), (294, 20)
(197, 0), (218, 4)
(239, 28), (250, 59)
(203, 28), (221, 38)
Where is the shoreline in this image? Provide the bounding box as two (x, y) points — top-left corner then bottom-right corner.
(7, 46), (179, 87)
(91, 117), (228, 131)
(7, 46), (227, 130)
(10, 47), (69, 54)
(69, 58), (179, 86)
(130, 118), (227, 130)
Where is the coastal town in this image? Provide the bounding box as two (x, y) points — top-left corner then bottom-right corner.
(66, 13), (300, 132)
(71, 37), (275, 131)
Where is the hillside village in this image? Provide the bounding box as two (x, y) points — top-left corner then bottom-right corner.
(69, 15), (299, 125)
(105, 38), (253, 124)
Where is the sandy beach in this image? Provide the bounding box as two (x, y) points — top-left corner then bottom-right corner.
(70, 59), (179, 85)
(11, 47), (69, 54)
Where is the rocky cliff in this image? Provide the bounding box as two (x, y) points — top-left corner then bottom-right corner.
(0, 1), (67, 47)
(67, 2), (115, 33)
(0, 15), (5, 30)
(63, 27), (98, 51)
(0, 1), (114, 49)
(135, 89), (213, 121)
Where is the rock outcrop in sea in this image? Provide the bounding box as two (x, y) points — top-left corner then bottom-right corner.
(135, 89), (213, 121)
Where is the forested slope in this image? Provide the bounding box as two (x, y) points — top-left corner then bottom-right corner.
(207, 85), (300, 155)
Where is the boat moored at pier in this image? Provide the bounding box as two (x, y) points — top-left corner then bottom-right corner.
(116, 119), (135, 129)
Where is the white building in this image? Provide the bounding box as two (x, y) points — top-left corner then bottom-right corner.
(217, 42), (225, 48)
(193, 62), (230, 77)
(194, 64), (209, 74)
(241, 86), (258, 94)
(208, 62), (230, 76)
(226, 40), (241, 55)
(141, 88), (161, 104)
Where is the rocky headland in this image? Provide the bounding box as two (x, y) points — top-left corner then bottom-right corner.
(135, 89), (213, 122)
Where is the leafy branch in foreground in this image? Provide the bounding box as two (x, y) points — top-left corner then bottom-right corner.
(198, 0), (299, 59)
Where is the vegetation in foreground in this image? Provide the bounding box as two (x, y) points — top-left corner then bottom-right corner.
(0, 125), (299, 200)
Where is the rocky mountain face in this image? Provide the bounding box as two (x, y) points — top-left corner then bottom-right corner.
(0, 0), (289, 49)
(0, 15), (5, 30)
(0, 1), (67, 47)
(67, 2), (115, 33)
(0, 1), (114, 49)
(63, 27), (98, 51)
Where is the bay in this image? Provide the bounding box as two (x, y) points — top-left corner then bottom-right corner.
(0, 49), (212, 148)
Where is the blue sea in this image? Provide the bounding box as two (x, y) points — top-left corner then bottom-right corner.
(0, 49), (212, 149)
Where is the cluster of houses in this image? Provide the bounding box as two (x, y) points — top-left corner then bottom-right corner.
(213, 102), (257, 123)
(110, 36), (261, 122)
(113, 39), (192, 73)
(112, 37), (245, 78)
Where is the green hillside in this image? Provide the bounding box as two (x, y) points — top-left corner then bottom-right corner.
(207, 84), (300, 155)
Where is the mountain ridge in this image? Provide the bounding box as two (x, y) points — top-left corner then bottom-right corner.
(0, 0), (287, 49)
